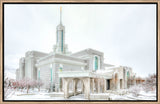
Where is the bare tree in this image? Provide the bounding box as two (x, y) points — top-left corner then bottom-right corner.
(36, 79), (44, 92)
(142, 74), (156, 92)
(25, 79), (36, 93)
(129, 85), (141, 97)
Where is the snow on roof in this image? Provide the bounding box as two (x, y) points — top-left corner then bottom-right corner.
(104, 63), (115, 67)
(72, 48), (103, 56)
(105, 66), (120, 70)
(96, 69), (114, 74)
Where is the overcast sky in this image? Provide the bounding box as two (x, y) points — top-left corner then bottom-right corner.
(4, 4), (156, 77)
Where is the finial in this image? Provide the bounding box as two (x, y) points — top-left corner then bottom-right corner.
(60, 6), (62, 24)
(60, 6), (62, 11)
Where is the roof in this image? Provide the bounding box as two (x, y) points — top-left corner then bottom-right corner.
(25, 50), (48, 57)
(37, 52), (86, 63)
(71, 48), (104, 56)
(104, 63), (115, 67)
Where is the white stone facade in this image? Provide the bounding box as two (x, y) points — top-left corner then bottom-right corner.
(16, 7), (136, 99)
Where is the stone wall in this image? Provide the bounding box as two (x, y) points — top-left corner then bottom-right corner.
(18, 51), (48, 81)
(39, 65), (51, 89)
(19, 57), (25, 79)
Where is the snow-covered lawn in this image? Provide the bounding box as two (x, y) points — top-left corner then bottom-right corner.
(110, 91), (156, 100)
(6, 90), (64, 100)
(124, 91), (156, 100)
(5, 89), (156, 100)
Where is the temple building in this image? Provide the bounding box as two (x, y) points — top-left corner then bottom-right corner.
(16, 7), (136, 99)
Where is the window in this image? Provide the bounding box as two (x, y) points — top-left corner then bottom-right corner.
(38, 70), (40, 79)
(51, 68), (53, 82)
(95, 56), (98, 71)
(61, 30), (63, 52)
(127, 71), (130, 78)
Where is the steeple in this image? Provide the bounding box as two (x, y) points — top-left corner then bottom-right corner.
(53, 7), (70, 55)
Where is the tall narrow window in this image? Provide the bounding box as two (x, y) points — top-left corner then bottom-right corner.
(95, 56), (98, 71)
(38, 70), (40, 79)
(127, 71), (130, 88)
(61, 30), (63, 52)
(127, 71), (130, 78)
(51, 68), (53, 82)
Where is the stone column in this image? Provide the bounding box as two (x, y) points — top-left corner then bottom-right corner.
(92, 79), (94, 93)
(59, 78), (62, 92)
(73, 79), (78, 96)
(106, 79), (108, 90)
(103, 79), (106, 92)
(52, 63), (56, 92)
(81, 80), (84, 93)
(124, 71), (127, 89)
(95, 79), (98, 93)
(98, 79), (100, 93)
(62, 79), (64, 91)
(50, 64), (53, 92)
(55, 83), (59, 92)
(123, 79), (125, 89)
(84, 78), (90, 99)
(64, 78), (69, 99)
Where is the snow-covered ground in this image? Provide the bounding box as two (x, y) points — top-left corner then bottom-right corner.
(110, 91), (156, 100)
(6, 89), (85, 100)
(5, 88), (156, 100)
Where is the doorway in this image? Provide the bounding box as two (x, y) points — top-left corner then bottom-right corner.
(120, 79), (122, 89)
(106, 79), (110, 90)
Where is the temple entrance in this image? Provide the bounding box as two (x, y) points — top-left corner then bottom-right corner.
(66, 78), (84, 97)
(120, 79), (122, 89)
(106, 79), (110, 90)
(62, 77), (91, 99)
(68, 80), (74, 95)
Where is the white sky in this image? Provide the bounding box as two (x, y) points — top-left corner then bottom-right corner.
(4, 4), (156, 77)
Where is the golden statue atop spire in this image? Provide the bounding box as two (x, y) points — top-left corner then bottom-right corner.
(60, 6), (62, 24)
(60, 6), (62, 11)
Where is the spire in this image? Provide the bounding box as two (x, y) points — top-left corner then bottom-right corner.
(53, 6), (70, 55)
(60, 6), (62, 24)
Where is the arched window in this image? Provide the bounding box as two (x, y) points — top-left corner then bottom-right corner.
(95, 56), (98, 71)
